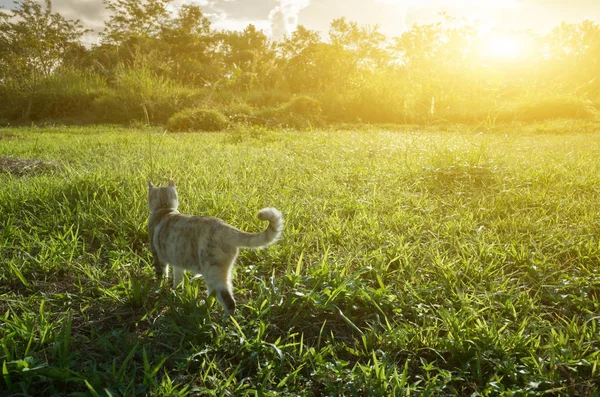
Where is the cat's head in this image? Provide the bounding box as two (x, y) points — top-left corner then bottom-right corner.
(148, 179), (179, 213)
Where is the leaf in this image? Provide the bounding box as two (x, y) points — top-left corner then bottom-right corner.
(335, 306), (364, 336)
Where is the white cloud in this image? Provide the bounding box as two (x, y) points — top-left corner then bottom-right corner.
(168, 0), (211, 15)
(377, 0), (517, 6)
(268, 0), (310, 41)
(212, 16), (271, 33)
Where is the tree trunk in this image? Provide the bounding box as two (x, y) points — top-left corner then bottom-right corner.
(23, 93), (33, 121)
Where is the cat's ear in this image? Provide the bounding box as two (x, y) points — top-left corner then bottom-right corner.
(148, 180), (156, 190)
(168, 179), (176, 187)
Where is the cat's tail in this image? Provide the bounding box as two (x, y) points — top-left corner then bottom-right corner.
(230, 207), (283, 248)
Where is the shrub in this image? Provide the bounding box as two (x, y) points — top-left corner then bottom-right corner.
(220, 102), (257, 124)
(281, 95), (322, 116)
(0, 82), (25, 121)
(223, 96), (324, 129)
(32, 70), (108, 121)
(320, 88), (408, 124)
(508, 95), (597, 122)
(167, 108), (229, 132)
(252, 106), (323, 129)
(244, 90), (291, 107)
(0, 70), (107, 122)
(92, 67), (202, 124)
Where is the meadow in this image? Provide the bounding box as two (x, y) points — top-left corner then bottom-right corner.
(1, 121), (600, 396)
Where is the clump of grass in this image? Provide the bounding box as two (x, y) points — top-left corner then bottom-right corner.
(167, 108), (229, 132)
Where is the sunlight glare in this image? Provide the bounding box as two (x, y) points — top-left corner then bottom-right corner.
(482, 34), (524, 59)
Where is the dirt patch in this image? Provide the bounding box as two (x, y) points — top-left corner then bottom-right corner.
(0, 132), (20, 140)
(0, 156), (60, 176)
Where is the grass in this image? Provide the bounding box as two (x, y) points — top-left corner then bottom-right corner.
(0, 121), (599, 396)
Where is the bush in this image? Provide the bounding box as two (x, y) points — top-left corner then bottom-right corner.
(320, 88), (408, 124)
(32, 70), (108, 121)
(0, 70), (107, 122)
(220, 102), (257, 124)
(167, 108), (229, 132)
(244, 90), (291, 107)
(0, 83), (25, 121)
(274, 96), (324, 128)
(281, 96), (322, 116)
(515, 96), (597, 121)
(221, 96), (324, 129)
(489, 95), (597, 123)
(92, 67), (202, 124)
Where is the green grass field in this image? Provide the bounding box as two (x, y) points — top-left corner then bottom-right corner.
(1, 122), (600, 396)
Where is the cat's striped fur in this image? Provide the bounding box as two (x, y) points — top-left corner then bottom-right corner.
(148, 179), (283, 316)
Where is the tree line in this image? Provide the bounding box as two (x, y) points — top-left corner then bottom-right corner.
(1, 0), (599, 128)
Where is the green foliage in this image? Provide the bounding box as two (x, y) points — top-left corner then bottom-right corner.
(217, 24), (276, 92)
(322, 84), (409, 124)
(250, 96), (324, 128)
(33, 70), (108, 121)
(282, 95), (322, 116)
(93, 66), (200, 124)
(0, 70), (108, 122)
(243, 90), (291, 108)
(100, 0), (173, 44)
(511, 95), (597, 121)
(167, 108), (229, 131)
(2, 1), (600, 126)
(0, 0), (88, 120)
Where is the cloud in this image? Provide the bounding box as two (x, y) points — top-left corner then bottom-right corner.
(48, 0), (108, 27)
(39, 0), (222, 45)
(268, 0), (310, 41)
(376, 0), (517, 5)
(517, 0), (600, 6)
(212, 16), (271, 33)
(167, 0), (210, 15)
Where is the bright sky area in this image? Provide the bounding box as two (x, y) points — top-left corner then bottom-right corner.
(2, 0), (600, 44)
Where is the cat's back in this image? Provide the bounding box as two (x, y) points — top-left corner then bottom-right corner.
(154, 212), (226, 238)
(151, 212), (232, 267)
(152, 212), (230, 258)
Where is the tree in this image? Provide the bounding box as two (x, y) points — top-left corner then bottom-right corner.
(96, 1), (217, 86)
(329, 18), (389, 69)
(392, 18), (483, 118)
(217, 25), (276, 90)
(96, 0), (173, 76)
(0, 0), (88, 119)
(543, 20), (600, 94)
(278, 24), (346, 92)
(101, 0), (172, 44)
(161, 4), (217, 85)
(278, 24), (323, 91)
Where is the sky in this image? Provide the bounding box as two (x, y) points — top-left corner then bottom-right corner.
(1, 0), (600, 44)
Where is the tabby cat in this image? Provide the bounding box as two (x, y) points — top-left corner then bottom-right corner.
(147, 179), (283, 316)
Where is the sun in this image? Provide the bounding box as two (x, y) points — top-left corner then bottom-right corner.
(485, 36), (523, 58)
(479, 31), (525, 59)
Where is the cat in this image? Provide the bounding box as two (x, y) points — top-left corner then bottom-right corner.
(147, 179), (283, 316)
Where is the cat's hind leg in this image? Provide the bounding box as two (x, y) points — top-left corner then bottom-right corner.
(204, 261), (236, 316)
(215, 287), (235, 317)
(172, 266), (185, 288)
